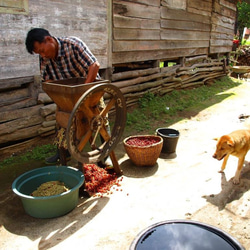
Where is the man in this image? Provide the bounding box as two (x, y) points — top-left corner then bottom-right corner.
(25, 28), (100, 83)
(25, 28), (110, 166)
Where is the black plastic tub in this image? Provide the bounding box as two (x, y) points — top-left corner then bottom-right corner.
(156, 128), (180, 154)
(130, 220), (245, 250)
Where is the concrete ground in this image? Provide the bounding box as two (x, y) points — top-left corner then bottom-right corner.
(0, 78), (250, 250)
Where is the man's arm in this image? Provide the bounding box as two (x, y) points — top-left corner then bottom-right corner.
(85, 61), (100, 83)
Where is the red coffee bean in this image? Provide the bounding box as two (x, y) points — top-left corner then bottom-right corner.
(126, 137), (160, 146)
(83, 164), (122, 196)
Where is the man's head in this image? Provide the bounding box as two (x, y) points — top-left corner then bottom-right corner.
(25, 28), (58, 59)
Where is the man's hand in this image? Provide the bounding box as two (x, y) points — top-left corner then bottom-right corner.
(85, 61), (100, 83)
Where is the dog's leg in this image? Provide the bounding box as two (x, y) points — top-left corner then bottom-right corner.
(233, 156), (245, 185)
(218, 154), (229, 173)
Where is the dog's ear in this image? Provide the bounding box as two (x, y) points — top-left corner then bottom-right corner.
(227, 139), (234, 147)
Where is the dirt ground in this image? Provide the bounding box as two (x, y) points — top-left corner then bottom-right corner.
(0, 78), (250, 250)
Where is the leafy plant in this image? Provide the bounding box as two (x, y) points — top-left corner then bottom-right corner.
(236, 1), (250, 42)
(242, 39), (250, 45)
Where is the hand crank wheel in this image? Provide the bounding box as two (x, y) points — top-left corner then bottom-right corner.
(66, 83), (126, 164)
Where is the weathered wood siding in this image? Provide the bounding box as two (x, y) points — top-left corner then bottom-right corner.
(113, 0), (162, 64)
(210, 0), (237, 53)
(112, 0), (236, 65)
(0, 0), (237, 79)
(0, 0), (109, 80)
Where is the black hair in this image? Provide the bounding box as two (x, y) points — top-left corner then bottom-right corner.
(25, 28), (51, 54)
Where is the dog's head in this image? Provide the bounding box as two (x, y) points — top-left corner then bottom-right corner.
(212, 135), (235, 160)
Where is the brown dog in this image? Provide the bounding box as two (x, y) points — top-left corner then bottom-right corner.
(213, 129), (250, 184)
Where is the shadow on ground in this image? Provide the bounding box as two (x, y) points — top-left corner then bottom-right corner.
(202, 162), (250, 210)
(120, 159), (158, 178)
(0, 190), (109, 249)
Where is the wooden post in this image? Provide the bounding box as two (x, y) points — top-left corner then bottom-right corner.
(110, 150), (123, 176)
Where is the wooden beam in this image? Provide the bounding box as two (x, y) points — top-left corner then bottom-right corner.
(0, 104), (43, 123)
(113, 0), (160, 19)
(112, 48), (208, 64)
(0, 76), (34, 90)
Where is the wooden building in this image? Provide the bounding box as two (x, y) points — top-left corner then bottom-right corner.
(0, 0), (237, 156)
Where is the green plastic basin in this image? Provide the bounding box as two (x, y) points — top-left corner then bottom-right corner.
(12, 166), (84, 218)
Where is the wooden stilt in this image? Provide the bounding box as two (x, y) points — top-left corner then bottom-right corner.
(110, 150), (123, 176)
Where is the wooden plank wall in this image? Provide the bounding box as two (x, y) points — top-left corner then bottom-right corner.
(0, 0), (109, 80)
(113, 0), (161, 64)
(110, 0), (234, 113)
(210, 0), (236, 53)
(112, 0), (236, 65)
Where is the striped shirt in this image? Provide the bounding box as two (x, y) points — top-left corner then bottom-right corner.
(40, 36), (98, 81)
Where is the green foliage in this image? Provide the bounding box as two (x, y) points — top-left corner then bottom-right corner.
(237, 2), (250, 42)
(139, 92), (155, 108)
(0, 144), (56, 169)
(125, 76), (242, 134)
(242, 39), (250, 45)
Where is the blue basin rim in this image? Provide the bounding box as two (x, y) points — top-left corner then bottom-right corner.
(12, 165), (84, 200)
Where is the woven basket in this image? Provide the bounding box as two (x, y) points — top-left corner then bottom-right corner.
(123, 135), (163, 167)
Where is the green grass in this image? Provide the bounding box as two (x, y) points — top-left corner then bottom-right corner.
(0, 144), (56, 169)
(125, 76), (242, 133)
